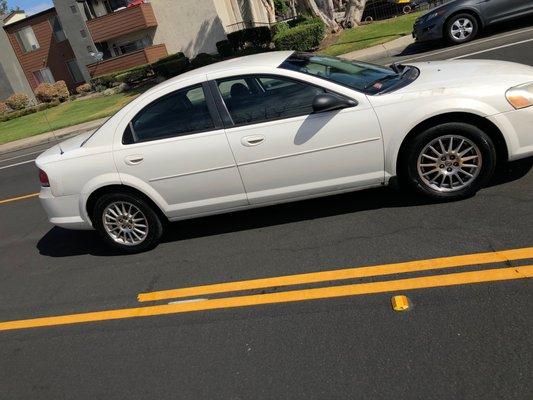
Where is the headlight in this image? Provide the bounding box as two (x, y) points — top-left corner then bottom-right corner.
(506, 82), (533, 109)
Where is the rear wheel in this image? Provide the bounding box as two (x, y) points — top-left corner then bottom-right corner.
(446, 13), (478, 44)
(401, 122), (496, 200)
(93, 192), (163, 253)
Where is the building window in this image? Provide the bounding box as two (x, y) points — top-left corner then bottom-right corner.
(33, 68), (55, 85)
(114, 37), (152, 56)
(50, 15), (67, 42)
(67, 60), (84, 83)
(80, 29), (87, 38)
(70, 5), (78, 14)
(15, 26), (39, 53)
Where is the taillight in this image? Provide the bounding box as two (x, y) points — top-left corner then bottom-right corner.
(39, 169), (50, 187)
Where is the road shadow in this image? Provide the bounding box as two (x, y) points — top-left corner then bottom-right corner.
(396, 15), (533, 59)
(36, 157), (532, 258)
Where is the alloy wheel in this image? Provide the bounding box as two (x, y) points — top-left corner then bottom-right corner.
(450, 18), (474, 41)
(102, 201), (149, 246)
(417, 135), (482, 193)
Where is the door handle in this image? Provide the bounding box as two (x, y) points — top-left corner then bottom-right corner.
(124, 155), (144, 165)
(241, 135), (265, 147)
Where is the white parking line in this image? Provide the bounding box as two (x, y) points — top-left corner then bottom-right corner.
(0, 149), (43, 164)
(450, 37), (533, 60)
(402, 25), (533, 63)
(0, 159), (36, 170)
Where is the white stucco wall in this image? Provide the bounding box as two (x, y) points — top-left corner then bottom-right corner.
(151, 0), (227, 57)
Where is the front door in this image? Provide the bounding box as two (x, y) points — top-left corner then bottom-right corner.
(209, 74), (384, 204)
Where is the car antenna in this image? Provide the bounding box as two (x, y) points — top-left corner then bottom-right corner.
(37, 98), (64, 154)
(390, 62), (403, 74)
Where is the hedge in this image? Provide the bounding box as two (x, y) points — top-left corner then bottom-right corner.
(90, 64), (152, 88)
(190, 53), (219, 69)
(216, 40), (234, 58)
(0, 100), (60, 122)
(151, 52), (190, 78)
(273, 18), (325, 51)
(227, 26), (272, 51)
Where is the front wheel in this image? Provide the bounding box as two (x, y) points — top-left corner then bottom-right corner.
(446, 13), (478, 44)
(401, 122), (496, 200)
(93, 192), (163, 253)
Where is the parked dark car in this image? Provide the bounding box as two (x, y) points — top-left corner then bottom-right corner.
(413, 0), (533, 44)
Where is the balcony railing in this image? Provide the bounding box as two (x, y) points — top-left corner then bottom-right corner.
(87, 44), (167, 77)
(86, 3), (158, 43)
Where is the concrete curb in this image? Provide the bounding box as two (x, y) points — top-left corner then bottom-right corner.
(0, 117), (108, 155)
(339, 34), (414, 62)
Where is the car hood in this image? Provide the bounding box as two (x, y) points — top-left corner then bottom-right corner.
(396, 59), (533, 94)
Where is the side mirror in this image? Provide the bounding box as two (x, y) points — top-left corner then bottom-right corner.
(312, 93), (357, 113)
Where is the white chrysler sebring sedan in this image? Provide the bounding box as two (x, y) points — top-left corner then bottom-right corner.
(36, 51), (533, 252)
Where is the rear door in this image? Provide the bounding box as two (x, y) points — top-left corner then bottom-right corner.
(208, 73), (384, 205)
(113, 82), (247, 219)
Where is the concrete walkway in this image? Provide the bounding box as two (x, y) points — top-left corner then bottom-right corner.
(0, 117), (108, 155)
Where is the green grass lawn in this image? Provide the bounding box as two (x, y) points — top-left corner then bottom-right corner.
(0, 90), (141, 145)
(320, 12), (421, 56)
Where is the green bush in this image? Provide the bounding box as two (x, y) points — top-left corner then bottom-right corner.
(0, 100), (59, 122)
(152, 53), (190, 78)
(216, 40), (234, 58)
(227, 27), (272, 51)
(190, 53), (219, 69)
(272, 21), (289, 36)
(6, 92), (29, 110)
(273, 18), (325, 51)
(91, 64), (152, 87)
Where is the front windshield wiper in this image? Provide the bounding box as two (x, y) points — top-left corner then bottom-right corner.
(363, 74), (400, 90)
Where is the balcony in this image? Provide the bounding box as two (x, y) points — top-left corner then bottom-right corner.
(87, 44), (167, 76)
(86, 3), (158, 43)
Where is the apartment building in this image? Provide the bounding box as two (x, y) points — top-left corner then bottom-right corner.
(0, 0), (271, 99)
(3, 7), (86, 92)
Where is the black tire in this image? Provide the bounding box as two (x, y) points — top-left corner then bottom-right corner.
(93, 192), (163, 253)
(400, 122), (496, 200)
(445, 13), (478, 44)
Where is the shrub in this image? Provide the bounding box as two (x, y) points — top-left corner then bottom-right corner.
(0, 101), (10, 115)
(0, 100), (59, 122)
(271, 21), (289, 36)
(227, 27), (272, 51)
(216, 40), (234, 58)
(35, 83), (56, 103)
(102, 88), (116, 96)
(76, 83), (92, 94)
(90, 73), (116, 89)
(273, 18), (325, 51)
(152, 52), (186, 65)
(190, 53), (219, 69)
(6, 92), (29, 110)
(152, 57), (190, 78)
(114, 64), (151, 84)
(53, 81), (70, 102)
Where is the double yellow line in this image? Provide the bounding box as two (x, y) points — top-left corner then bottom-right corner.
(1, 247), (532, 332)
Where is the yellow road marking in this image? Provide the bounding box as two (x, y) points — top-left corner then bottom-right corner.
(0, 193), (39, 205)
(1, 266), (532, 332)
(138, 247), (533, 302)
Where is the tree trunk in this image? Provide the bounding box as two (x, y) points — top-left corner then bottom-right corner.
(289, 0), (297, 17)
(302, 0), (340, 32)
(259, 0), (277, 25)
(342, 0), (367, 28)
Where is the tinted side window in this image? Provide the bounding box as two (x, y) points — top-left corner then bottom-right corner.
(124, 85), (214, 144)
(217, 75), (325, 126)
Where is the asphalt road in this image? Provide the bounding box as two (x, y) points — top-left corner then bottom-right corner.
(1, 27), (532, 399)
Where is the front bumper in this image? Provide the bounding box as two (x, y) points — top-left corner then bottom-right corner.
(39, 187), (93, 230)
(487, 106), (533, 161)
(412, 18), (444, 42)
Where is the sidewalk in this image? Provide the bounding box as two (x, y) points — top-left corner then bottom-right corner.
(339, 34), (414, 62)
(0, 117), (108, 155)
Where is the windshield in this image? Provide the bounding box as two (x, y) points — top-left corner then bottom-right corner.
(279, 52), (415, 95)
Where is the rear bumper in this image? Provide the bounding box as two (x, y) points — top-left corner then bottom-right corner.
(39, 187), (93, 230)
(487, 107), (533, 161)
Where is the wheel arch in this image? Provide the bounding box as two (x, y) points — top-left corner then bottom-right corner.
(395, 112), (508, 177)
(443, 8), (484, 36)
(86, 184), (168, 224)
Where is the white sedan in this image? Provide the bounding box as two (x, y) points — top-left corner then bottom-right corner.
(36, 51), (533, 252)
